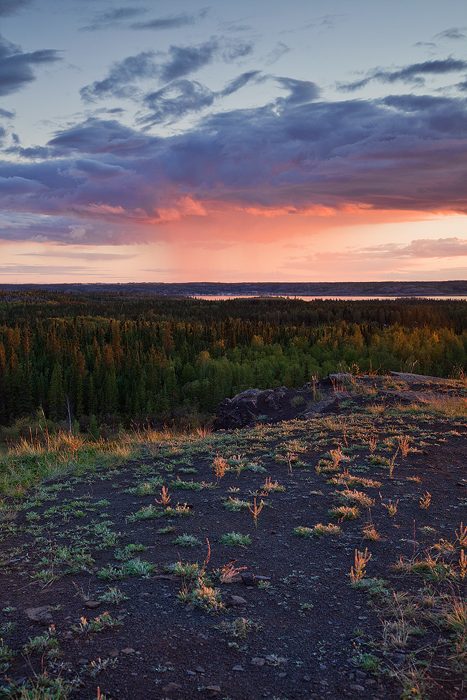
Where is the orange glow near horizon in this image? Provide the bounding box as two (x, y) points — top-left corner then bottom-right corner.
(1, 207), (466, 284)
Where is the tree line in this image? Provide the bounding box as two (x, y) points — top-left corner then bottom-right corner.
(1, 290), (467, 431)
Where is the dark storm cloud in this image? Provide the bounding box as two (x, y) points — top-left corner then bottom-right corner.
(140, 80), (215, 124)
(276, 77), (320, 104)
(47, 119), (149, 155)
(220, 71), (261, 96)
(80, 51), (158, 102)
(2, 93), (467, 243)
(159, 40), (218, 82)
(80, 37), (253, 106)
(435, 27), (466, 41)
(139, 72), (261, 124)
(0, 35), (62, 96)
(131, 8), (208, 31)
(80, 6), (147, 31)
(338, 58), (467, 91)
(0, 0), (31, 16)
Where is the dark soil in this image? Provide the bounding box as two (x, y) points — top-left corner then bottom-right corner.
(2, 373), (467, 700)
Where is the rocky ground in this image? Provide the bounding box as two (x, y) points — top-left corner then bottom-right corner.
(1, 372), (467, 700)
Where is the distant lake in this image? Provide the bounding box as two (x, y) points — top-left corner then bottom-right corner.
(192, 295), (467, 301)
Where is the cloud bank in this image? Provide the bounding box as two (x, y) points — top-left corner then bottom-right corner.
(338, 58), (467, 91)
(1, 92), (467, 245)
(0, 0), (31, 16)
(0, 35), (61, 97)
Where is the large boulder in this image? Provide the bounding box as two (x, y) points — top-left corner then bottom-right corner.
(212, 387), (292, 430)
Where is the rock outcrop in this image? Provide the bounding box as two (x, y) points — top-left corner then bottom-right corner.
(212, 371), (467, 431)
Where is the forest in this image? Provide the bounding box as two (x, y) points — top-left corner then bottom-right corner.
(1, 289), (467, 436)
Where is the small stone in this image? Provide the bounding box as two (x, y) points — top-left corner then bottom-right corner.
(84, 600), (101, 609)
(230, 595), (247, 606)
(196, 665), (205, 673)
(241, 573), (256, 586)
(121, 648), (135, 654)
(162, 683), (182, 692)
(303, 675), (311, 682)
(77, 658), (89, 665)
(355, 670), (367, 680)
(350, 685), (365, 692)
(251, 657), (266, 667)
(186, 670), (196, 676)
(206, 686), (221, 693)
(25, 606), (53, 624)
(278, 672), (287, 678)
(109, 649), (119, 657)
(232, 665), (244, 671)
(62, 631), (73, 640)
(365, 679), (377, 686)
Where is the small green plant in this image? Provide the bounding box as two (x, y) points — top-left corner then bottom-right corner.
(312, 523), (342, 537)
(123, 558), (155, 578)
(261, 477), (285, 494)
(328, 505), (360, 520)
(219, 532), (251, 546)
(350, 577), (389, 595)
(215, 617), (263, 637)
(165, 560), (202, 579)
(257, 580), (271, 590)
(290, 395), (305, 407)
(23, 631), (60, 661)
(156, 525), (175, 534)
(299, 602), (314, 613)
(381, 496), (399, 517)
(336, 489), (374, 508)
(294, 524), (342, 538)
(353, 651), (381, 674)
(165, 502), (191, 517)
(363, 523), (381, 541)
(97, 565), (124, 581)
(84, 656), (118, 678)
(177, 574), (223, 612)
(172, 534), (202, 547)
(224, 497), (252, 511)
(126, 505), (164, 522)
(170, 477), (209, 491)
(0, 622), (17, 635)
(99, 586), (129, 604)
(0, 639), (16, 672)
(72, 612), (124, 634)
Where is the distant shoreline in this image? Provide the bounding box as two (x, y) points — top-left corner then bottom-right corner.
(1, 280), (467, 298)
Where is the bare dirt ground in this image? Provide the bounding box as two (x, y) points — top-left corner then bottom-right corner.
(2, 373), (467, 700)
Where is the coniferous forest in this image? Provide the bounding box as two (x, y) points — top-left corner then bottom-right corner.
(1, 289), (467, 435)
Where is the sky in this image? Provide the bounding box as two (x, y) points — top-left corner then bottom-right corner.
(0, 0), (467, 283)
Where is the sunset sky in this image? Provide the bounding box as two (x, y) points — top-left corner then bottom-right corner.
(0, 0), (466, 283)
